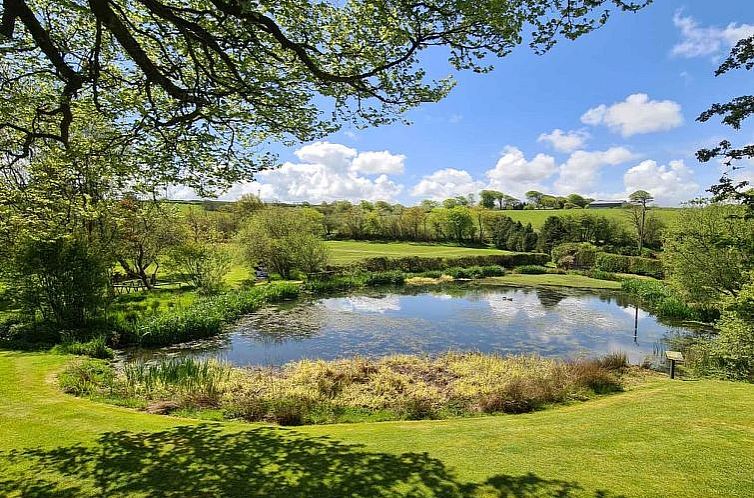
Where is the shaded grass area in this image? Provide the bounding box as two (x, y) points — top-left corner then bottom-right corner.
(480, 274), (622, 290)
(1, 351), (753, 497)
(325, 241), (509, 265)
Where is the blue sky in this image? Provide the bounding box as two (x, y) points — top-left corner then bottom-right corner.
(194, 0), (754, 207)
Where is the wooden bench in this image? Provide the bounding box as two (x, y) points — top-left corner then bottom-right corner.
(112, 280), (148, 295)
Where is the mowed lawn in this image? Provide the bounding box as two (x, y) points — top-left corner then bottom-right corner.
(2, 351), (753, 497)
(497, 207), (680, 230)
(326, 240), (510, 265)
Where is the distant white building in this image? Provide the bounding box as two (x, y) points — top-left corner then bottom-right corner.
(587, 199), (626, 209)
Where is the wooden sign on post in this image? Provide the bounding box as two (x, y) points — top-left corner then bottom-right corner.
(665, 351), (684, 379)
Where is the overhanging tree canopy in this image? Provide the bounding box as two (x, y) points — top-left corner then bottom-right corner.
(1, 0), (649, 193)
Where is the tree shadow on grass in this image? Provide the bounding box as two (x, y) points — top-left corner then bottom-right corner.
(0, 424), (623, 497)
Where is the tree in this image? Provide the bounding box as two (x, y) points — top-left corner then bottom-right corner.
(628, 190), (654, 252)
(112, 198), (185, 289)
(480, 190), (501, 209)
(663, 202), (754, 304)
(168, 242), (232, 295)
(237, 207), (330, 279)
(445, 206), (475, 243)
(525, 191), (544, 207)
(8, 237), (109, 330)
(696, 36), (754, 210)
(0, 0), (648, 192)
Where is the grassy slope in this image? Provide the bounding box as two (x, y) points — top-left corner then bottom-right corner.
(481, 274), (621, 290)
(497, 207), (680, 230)
(2, 351), (753, 497)
(326, 240), (510, 265)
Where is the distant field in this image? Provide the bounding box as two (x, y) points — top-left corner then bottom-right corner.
(497, 207), (680, 230)
(325, 241), (508, 265)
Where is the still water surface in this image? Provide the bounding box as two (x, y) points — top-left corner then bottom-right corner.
(129, 285), (699, 366)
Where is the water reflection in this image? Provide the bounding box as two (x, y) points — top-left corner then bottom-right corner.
(127, 285), (704, 367)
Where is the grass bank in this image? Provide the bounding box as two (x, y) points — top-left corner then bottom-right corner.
(495, 207), (681, 230)
(481, 274), (622, 290)
(325, 240), (510, 265)
(1, 351), (752, 497)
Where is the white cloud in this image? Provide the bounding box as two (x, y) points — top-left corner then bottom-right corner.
(485, 146), (558, 197)
(623, 159), (700, 205)
(209, 141), (405, 203)
(672, 12), (754, 59)
(581, 94), (683, 137)
(555, 147), (636, 194)
(351, 150), (406, 175)
(411, 168), (483, 200)
(537, 129), (590, 153)
(294, 141), (356, 169)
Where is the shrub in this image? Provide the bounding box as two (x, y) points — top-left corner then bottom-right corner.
(363, 270), (406, 286)
(595, 252), (664, 278)
(552, 243), (598, 270)
(354, 253), (549, 273)
(515, 265), (548, 274)
(621, 279), (698, 321)
(8, 237), (108, 330)
(51, 336), (114, 359)
(168, 242), (232, 294)
(444, 266), (504, 279)
(58, 358), (115, 395)
(572, 269), (621, 282)
(689, 277), (754, 382)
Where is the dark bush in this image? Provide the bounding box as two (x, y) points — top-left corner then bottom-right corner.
(515, 265), (549, 274)
(552, 243), (598, 269)
(9, 237), (109, 331)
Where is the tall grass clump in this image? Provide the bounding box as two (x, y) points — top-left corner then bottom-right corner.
(58, 358), (116, 395)
(123, 357), (231, 405)
(222, 353), (628, 425)
(121, 282), (300, 347)
(62, 352), (629, 425)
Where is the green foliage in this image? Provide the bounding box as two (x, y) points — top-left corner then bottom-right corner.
(551, 243), (598, 270)
(356, 253), (549, 273)
(595, 253), (664, 278)
(7, 237), (109, 331)
(663, 203), (754, 304)
(237, 207), (330, 279)
(443, 266), (505, 279)
(123, 358), (230, 403)
(491, 217), (538, 251)
(58, 358), (116, 396)
(538, 213), (636, 254)
(51, 336), (114, 360)
(168, 242), (232, 294)
(113, 198), (186, 289)
(121, 283), (300, 347)
(515, 265), (549, 274)
(690, 276), (754, 382)
(621, 279), (699, 321)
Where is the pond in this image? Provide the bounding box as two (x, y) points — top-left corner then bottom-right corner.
(128, 284), (701, 367)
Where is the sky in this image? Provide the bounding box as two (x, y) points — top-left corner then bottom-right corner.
(174, 0), (754, 207)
